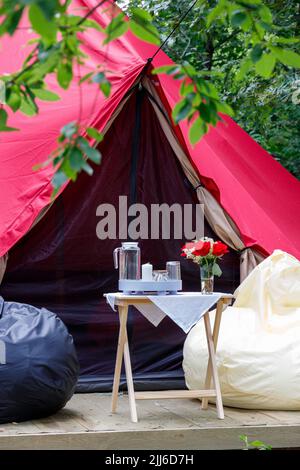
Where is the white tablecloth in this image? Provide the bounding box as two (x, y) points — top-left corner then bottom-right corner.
(106, 292), (223, 333)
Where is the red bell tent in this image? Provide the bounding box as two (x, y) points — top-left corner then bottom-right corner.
(0, 0), (300, 263)
(0, 1), (299, 390)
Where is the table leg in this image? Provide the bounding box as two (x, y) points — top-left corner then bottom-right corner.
(124, 332), (138, 423)
(111, 305), (128, 414)
(201, 299), (224, 410)
(203, 310), (224, 419)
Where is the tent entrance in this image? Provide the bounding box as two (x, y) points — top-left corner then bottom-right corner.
(0, 89), (240, 392)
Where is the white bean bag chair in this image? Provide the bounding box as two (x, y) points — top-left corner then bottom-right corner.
(183, 250), (300, 410)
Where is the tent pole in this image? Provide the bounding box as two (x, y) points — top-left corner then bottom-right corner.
(129, 85), (144, 208)
(126, 85), (145, 384)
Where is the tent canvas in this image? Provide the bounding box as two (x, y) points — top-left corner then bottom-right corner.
(0, 93), (240, 390)
(0, 1), (299, 390)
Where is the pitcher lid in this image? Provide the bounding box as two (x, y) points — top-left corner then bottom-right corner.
(122, 242), (139, 248)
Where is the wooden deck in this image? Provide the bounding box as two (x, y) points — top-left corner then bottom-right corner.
(1, 393), (300, 450)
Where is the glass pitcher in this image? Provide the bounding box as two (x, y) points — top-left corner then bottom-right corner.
(113, 242), (141, 280)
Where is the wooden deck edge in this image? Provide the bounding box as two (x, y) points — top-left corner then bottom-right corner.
(1, 424), (300, 450)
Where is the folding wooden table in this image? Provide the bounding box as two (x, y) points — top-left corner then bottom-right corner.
(104, 293), (233, 423)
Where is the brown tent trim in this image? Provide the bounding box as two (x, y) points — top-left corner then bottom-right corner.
(142, 77), (266, 281)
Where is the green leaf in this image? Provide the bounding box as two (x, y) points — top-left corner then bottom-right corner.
(60, 158), (77, 181)
(272, 37), (300, 45)
(235, 0), (261, 7)
(199, 103), (211, 123)
(69, 147), (84, 171)
(212, 263), (222, 277)
(235, 58), (252, 81)
(240, 15), (252, 32)
(52, 170), (69, 189)
(216, 101), (234, 117)
(258, 5), (272, 23)
(92, 72), (105, 84)
(172, 99), (192, 123)
(203, 82), (220, 100)
(57, 61), (73, 89)
(130, 7), (152, 22)
(129, 7), (160, 45)
(6, 91), (22, 112)
(28, 48), (60, 81)
(0, 123), (19, 131)
(258, 20), (272, 32)
(189, 117), (207, 145)
(79, 72), (94, 84)
(83, 19), (104, 32)
(181, 62), (197, 76)
(180, 80), (194, 97)
(59, 15), (82, 27)
(152, 65), (180, 75)
(36, 0), (58, 21)
(29, 5), (57, 42)
(250, 440), (267, 447)
(33, 88), (60, 101)
(103, 13), (128, 45)
(250, 44), (263, 63)
(61, 121), (78, 139)
(129, 20), (160, 45)
(207, 2), (226, 27)
(82, 161), (94, 175)
(86, 127), (103, 142)
(270, 47), (300, 68)
(255, 53), (276, 78)
(65, 35), (78, 53)
(86, 147), (101, 164)
(5, 7), (24, 35)
(231, 11), (248, 27)
(19, 97), (37, 116)
(25, 85), (38, 110)
(92, 72), (111, 97)
(100, 81), (111, 97)
(78, 137), (101, 163)
(0, 109), (8, 127)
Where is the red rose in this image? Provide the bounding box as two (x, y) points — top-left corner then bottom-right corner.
(212, 241), (229, 256)
(193, 240), (211, 256)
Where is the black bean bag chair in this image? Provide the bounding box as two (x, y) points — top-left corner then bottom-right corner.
(0, 296), (79, 424)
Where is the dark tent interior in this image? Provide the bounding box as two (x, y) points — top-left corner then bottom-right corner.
(0, 91), (240, 391)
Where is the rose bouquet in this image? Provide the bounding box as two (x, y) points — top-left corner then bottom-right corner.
(181, 237), (229, 277)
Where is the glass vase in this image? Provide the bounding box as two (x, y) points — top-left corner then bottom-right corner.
(200, 264), (214, 294)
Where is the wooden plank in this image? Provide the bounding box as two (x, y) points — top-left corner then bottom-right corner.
(135, 390), (216, 400)
(1, 424), (300, 450)
(223, 406), (280, 427)
(260, 410), (300, 425)
(66, 394), (112, 432)
(0, 420), (41, 436)
(66, 394), (199, 432)
(153, 400), (237, 428)
(152, 398), (237, 428)
(30, 405), (89, 434)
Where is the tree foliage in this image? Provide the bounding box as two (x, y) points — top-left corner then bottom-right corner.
(121, 0), (300, 178)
